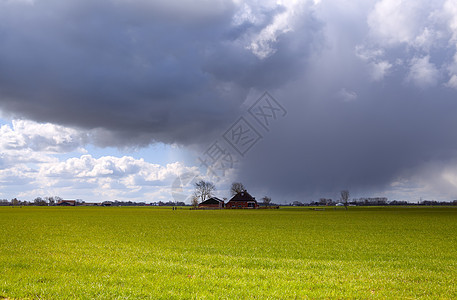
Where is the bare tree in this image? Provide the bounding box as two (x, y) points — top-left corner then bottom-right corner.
(191, 195), (199, 209)
(45, 196), (54, 206)
(340, 190), (349, 210)
(34, 197), (47, 206)
(230, 182), (246, 196)
(194, 180), (215, 203)
(262, 196), (271, 206)
(45, 196), (62, 206)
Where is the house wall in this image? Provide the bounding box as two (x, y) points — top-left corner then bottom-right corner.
(226, 201), (258, 208)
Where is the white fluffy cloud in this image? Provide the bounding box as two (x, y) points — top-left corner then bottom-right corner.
(406, 55), (440, 88)
(445, 74), (457, 89)
(444, 0), (457, 41)
(362, 0), (457, 88)
(368, 0), (438, 46)
(0, 120), (74, 170)
(0, 120), (87, 153)
(0, 119), (199, 201)
(1, 152), (199, 202)
(33, 155), (198, 201)
(40, 155), (193, 183)
(246, 0), (312, 58)
(355, 45), (392, 81)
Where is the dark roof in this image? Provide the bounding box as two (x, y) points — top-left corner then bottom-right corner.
(57, 200), (76, 206)
(228, 190), (256, 202)
(199, 197), (224, 205)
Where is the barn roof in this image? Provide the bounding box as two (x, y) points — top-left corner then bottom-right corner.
(199, 197), (224, 205)
(57, 200), (76, 206)
(228, 190), (256, 202)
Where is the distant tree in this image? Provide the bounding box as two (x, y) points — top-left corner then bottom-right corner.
(45, 196), (62, 206)
(45, 196), (54, 206)
(11, 198), (19, 206)
(262, 196), (272, 206)
(320, 198), (334, 206)
(230, 182), (246, 196)
(340, 190), (349, 210)
(191, 195), (199, 209)
(193, 180), (215, 203)
(34, 197), (47, 206)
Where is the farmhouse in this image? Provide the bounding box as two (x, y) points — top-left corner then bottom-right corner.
(56, 200), (76, 206)
(226, 190), (258, 209)
(198, 197), (224, 209)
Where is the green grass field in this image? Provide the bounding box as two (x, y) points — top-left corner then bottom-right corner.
(1, 206), (456, 299)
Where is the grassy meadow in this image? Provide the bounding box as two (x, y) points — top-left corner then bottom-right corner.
(0, 206), (456, 299)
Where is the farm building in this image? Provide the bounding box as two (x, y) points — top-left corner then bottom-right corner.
(56, 200), (76, 206)
(226, 190), (258, 209)
(81, 202), (99, 206)
(198, 197), (225, 209)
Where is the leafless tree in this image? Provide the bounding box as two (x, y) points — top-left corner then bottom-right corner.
(262, 196), (271, 206)
(45, 196), (62, 206)
(34, 197), (47, 206)
(230, 182), (246, 196)
(340, 190), (349, 210)
(191, 195), (199, 209)
(45, 196), (54, 206)
(194, 180), (215, 203)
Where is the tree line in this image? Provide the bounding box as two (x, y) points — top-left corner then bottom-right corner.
(0, 196), (64, 206)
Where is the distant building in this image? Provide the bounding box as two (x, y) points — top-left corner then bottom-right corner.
(57, 200), (76, 206)
(226, 190), (258, 209)
(198, 197), (224, 209)
(81, 202), (99, 206)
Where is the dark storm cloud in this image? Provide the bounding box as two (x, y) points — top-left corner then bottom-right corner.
(238, 83), (457, 201)
(2, 0), (457, 200)
(0, 0), (318, 146)
(231, 0), (457, 201)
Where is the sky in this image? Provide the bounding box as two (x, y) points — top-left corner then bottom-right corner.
(1, 0), (457, 203)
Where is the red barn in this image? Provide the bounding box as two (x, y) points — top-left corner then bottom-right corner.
(198, 197), (224, 209)
(226, 190), (258, 209)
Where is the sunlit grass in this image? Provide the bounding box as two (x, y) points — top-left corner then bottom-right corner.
(0, 206), (456, 298)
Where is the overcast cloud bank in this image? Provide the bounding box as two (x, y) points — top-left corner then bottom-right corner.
(1, 0), (457, 202)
